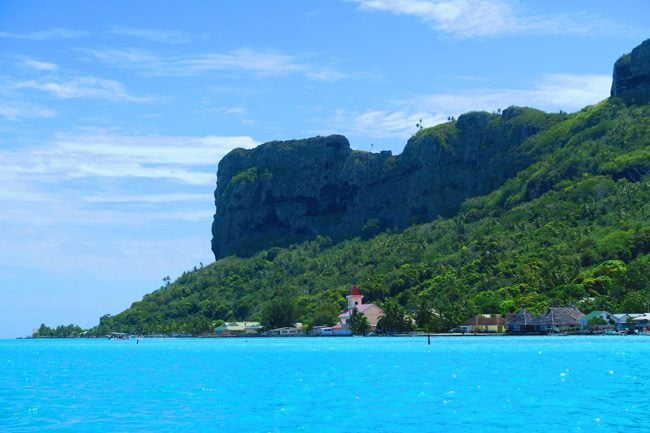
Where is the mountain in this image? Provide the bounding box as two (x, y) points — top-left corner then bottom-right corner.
(611, 37), (650, 104)
(92, 39), (650, 336)
(211, 38), (650, 262)
(211, 109), (565, 259)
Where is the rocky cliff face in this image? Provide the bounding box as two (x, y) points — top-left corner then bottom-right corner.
(211, 107), (561, 259)
(611, 38), (650, 104)
(212, 39), (650, 260)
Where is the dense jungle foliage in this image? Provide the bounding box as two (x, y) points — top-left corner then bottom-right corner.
(89, 98), (649, 336)
(32, 323), (86, 338)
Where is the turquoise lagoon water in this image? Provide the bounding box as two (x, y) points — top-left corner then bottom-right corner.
(1, 336), (648, 432)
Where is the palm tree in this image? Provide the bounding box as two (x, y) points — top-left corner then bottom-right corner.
(377, 299), (411, 334)
(349, 307), (370, 336)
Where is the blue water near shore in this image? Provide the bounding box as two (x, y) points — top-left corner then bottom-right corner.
(1, 336), (649, 432)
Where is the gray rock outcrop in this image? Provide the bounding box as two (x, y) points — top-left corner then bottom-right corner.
(611, 38), (650, 104)
(211, 38), (650, 260)
(211, 107), (561, 259)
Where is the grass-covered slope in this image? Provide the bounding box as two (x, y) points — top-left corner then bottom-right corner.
(95, 99), (650, 336)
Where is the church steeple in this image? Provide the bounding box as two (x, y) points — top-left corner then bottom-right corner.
(346, 285), (363, 310)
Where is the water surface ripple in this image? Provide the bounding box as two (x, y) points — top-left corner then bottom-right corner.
(1, 336), (648, 432)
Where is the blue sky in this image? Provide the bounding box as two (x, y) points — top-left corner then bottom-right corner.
(0, 0), (647, 337)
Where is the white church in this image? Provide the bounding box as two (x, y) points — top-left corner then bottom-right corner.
(338, 285), (383, 331)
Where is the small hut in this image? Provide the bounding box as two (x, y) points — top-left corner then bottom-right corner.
(533, 307), (584, 334)
(505, 308), (537, 334)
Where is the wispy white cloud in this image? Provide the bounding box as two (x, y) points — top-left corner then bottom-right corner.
(0, 228), (213, 286)
(306, 69), (348, 81)
(207, 105), (248, 116)
(530, 73), (613, 107)
(0, 131), (258, 275)
(80, 47), (346, 81)
(52, 133), (258, 167)
(0, 27), (87, 40)
(22, 58), (59, 71)
(0, 130), (256, 287)
(176, 49), (305, 76)
(353, 0), (631, 38)
(84, 193), (209, 204)
(0, 100), (56, 120)
(1, 132), (258, 185)
(78, 47), (159, 65)
(107, 26), (193, 44)
(0, 128), (246, 298)
(0, 200), (212, 226)
(412, 73), (612, 114)
(14, 76), (152, 102)
(329, 73), (611, 140)
(331, 108), (444, 140)
(327, 108), (447, 140)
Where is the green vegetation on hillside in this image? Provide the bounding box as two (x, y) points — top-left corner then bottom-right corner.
(225, 167), (272, 191)
(33, 323), (86, 338)
(89, 99), (649, 336)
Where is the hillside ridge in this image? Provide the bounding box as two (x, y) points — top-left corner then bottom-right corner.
(211, 39), (650, 261)
(81, 38), (650, 336)
(211, 107), (564, 259)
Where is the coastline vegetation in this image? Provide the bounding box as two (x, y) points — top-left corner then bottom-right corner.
(34, 98), (650, 338)
(32, 323), (86, 338)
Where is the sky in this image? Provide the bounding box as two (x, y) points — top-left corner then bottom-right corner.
(0, 0), (648, 338)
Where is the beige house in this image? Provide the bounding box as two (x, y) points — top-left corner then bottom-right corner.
(214, 321), (262, 336)
(338, 285), (383, 331)
(462, 314), (510, 333)
(263, 326), (302, 336)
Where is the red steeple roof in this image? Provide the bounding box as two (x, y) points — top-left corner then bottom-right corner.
(351, 285), (361, 296)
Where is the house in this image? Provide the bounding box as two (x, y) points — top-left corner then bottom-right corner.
(579, 311), (612, 332)
(461, 314), (510, 333)
(632, 313), (650, 333)
(505, 308), (537, 334)
(338, 285), (383, 331)
(312, 324), (352, 336)
(610, 313), (644, 332)
(214, 321), (262, 336)
(264, 326), (302, 337)
(533, 306), (585, 334)
(506, 306), (585, 334)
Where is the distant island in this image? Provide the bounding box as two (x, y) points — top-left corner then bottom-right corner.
(36, 38), (650, 339)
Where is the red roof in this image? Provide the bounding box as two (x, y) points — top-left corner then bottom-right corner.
(351, 285), (361, 296)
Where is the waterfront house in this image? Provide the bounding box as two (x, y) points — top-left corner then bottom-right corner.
(579, 311), (612, 332)
(214, 321), (262, 337)
(505, 308), (537, 334)
(264, 326), (302, 337)
(506, 306), (585, 334)
(338, 285), (383, 331)
(611, 313), (644, 332)
(632, 313), (650, 332)
(533, 306), (585, 334)
(312, 324), (352, 336)
(461, 314), (510, 333)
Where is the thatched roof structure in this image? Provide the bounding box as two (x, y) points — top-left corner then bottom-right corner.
(533, 307), (584, 327)
(463, 314), (510, 327)
(505, 308), (536, 327)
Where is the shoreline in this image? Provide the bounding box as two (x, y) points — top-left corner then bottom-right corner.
(18, 331), (648, 340)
